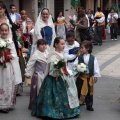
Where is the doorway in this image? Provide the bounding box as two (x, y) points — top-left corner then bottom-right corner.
(19, 0), (23, 11)
(80, 0), (86, 9)
(54, 0), (64, 21)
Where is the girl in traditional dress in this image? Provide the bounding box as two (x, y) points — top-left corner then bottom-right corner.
(31, 37), (80, 119)
(0, 1), (24, 96)
(0, 23), (22, 113)
(25, 39), (49, 109)
(55, 11), (67, 40)
(74, 40), (101, 111)
(31, 8), (56, 54)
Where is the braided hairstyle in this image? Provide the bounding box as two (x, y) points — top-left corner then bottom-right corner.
(0, 1), (19, 55)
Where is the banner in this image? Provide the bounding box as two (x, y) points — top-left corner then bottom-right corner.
(71, 0), (80, 8)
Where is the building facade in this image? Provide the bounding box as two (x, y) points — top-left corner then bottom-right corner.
(85, 0), (119, 12)
(2, 0), (120, 22)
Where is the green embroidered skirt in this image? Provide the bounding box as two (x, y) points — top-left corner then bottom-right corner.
(31, 75), (80, 119)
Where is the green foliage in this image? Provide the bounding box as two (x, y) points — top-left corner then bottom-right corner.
(54, 59), (65, 69)
(71, 0), (80, 7)
(112, 4), (119, 13)
(17, 36), (23, 45)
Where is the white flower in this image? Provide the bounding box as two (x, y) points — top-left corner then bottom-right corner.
(54, 60), (59, 65)
(80, 63), (86, 68)
(77, 63), (87, 73)
(0, 41), (7, 48)
(80, 67), (86, 73)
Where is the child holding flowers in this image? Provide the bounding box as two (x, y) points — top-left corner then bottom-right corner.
(31, 37), (80, 119)
(25, 39), (49, 109)
(0, 23), (22, 113)
(74, 40), (101, 111)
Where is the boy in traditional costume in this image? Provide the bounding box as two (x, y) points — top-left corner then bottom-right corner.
(74, 40), (101, 111)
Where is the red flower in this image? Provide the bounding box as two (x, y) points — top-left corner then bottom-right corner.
(62, 65), (69, 75)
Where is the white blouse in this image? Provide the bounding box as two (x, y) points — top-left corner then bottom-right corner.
(49, 51), (66, 77)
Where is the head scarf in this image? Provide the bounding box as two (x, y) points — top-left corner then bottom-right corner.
(31, 8), (56, 55)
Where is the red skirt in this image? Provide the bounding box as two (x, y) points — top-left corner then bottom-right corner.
(102, 27), (106, 40)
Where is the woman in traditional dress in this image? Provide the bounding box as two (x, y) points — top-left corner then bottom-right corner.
(31, 37), (80, 119)
(31, 8), (56, 54)
(25, 39), (49, 109)
(16, 10), (34, 95)
(55, 11), (67, 40)
(0, 23), (22, 113)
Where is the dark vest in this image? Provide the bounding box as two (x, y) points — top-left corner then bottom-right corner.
(78, 54), (95, 76)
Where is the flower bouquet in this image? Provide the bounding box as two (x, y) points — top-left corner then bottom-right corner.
(53, 59), (65, 79)
(77, 63), (88, 73)
(53, 59), (69, 88)
(0, 41), (8, 68)
(17, 36), (23, 47)
(54, 59), (65, 70)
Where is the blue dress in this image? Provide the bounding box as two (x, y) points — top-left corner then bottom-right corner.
(41, 26), (53, 45)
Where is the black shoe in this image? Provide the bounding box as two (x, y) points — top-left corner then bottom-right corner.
(86, 106), (94, 111)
